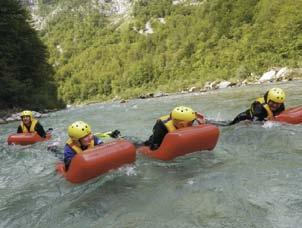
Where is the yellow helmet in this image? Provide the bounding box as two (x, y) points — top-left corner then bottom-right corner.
(267, 88), (286, 103)
(68, 121), (91, 140)
(171, 106), (196, 122)
(21, 110), (33, 119)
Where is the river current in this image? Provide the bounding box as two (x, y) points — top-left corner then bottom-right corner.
(1, 81), (302, 228)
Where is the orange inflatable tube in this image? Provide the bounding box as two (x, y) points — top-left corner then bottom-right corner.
(56, 140), (136, 183)
(274, 106), (302, 124)
(7, 133), (51, 145)
(138, 124), (219, 161)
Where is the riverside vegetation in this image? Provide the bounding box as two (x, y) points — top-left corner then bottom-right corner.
(1, 0), (301, 110)
(0, 0), (63, 113)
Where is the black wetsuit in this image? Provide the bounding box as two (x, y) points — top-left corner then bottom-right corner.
(230, 93), (285, 125)
(17, 122), (47, 138)
(144, 120), (168, 150)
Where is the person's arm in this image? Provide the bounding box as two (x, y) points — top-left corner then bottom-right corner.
(251, 101), (267, 121)
(17, 125), (23, 133)
(95, 130), (121, 140)
(63, 145), (76, 171)
(229, 110), (251, 125)
(93, 135), (103, 145)
(35, 122), (47, 138)
(146, 120), (168, 150)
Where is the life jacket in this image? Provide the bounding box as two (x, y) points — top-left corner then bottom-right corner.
(66, 138), (95, 154)
(251, 97), (273, 119)
(159, 115), (177, 133)
(21, 118), (38, 133)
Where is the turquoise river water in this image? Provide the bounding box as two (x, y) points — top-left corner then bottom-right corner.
(1, 81), (302, 228)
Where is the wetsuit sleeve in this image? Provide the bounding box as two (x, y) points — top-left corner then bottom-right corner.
(93, 135), (103, 145)
(35, 122), (47, 138)
(145, 120), (168, 150)
(229, 110), (252, 125)
(63, 144), (76, 171)
(251, 101), (267, 121)
(17, 125), (23, 133)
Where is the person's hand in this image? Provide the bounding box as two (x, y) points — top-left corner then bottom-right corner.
(267, 116), (276, 121)
(109, 129), (121, 138)
(46, 128), (53, 133)
(196, 112), (205, 124)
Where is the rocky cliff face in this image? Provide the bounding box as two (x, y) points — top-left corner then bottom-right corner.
(19, 0), (132, 30)
(97, 0), (132, 16)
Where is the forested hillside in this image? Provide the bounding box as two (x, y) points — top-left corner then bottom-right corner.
(6, 0), (302, 105)
(0, 0), (63, 111)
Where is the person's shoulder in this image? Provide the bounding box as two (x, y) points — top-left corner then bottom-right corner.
(252, 100), (265, 110)
(154, 119), (167, 129)
(252, 100), (262, 105)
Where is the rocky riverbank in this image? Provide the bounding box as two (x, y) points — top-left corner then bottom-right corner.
(1, 67), (301, 124)
(0, 110), (57, 125)
(137, 67), (302, 99)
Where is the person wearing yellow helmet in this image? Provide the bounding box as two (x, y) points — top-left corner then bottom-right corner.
(17, 110), (47, 138)
(144, 106), (204, 150)
(63, 121), (121, 170)
(230, 88), (286, 125)
(63, 121), (103, 170)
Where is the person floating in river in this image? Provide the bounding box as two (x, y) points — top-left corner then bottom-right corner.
(230, 87), (286, 125)
(17, 110), (47, 138)
(144, 106), (205, 150)
(63, 121), (120, 170)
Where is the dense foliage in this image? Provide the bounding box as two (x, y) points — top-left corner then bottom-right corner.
(11, 0), (302, 104)
(0, 0), (63, 111)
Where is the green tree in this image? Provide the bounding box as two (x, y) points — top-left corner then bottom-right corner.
(0, 0), (63, 110)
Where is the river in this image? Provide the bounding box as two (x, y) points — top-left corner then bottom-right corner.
(1, 81), (302, 228)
